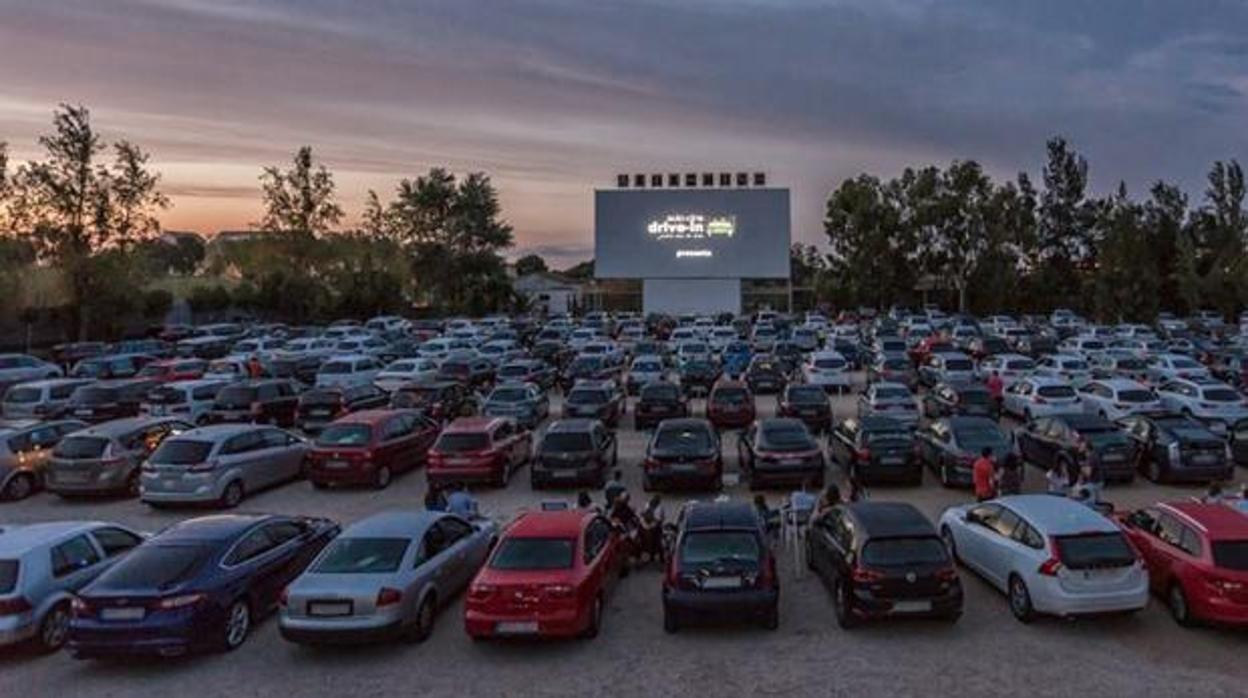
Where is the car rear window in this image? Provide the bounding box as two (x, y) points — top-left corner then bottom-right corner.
(152, 439), (214, 465)
(1037, 385), (1076, 399)
(490, 387), (531, 402)
(787, 386), (826, 403)
(490, 537), (574, 570)
(53, 436), (109, 459)
(654, 426), (713, 452)
(316, 425), (373, 447)
(954, 425), (1007, 451)
(4, 387), (40, 404)
(760, 424), (816, 451)
(73, 387), (118, 404)
(1117, 389), (1156, 403)
(0, 560), (17, 594)
(320, 361), (353, 375)
(861, 537), (949, 567)
(712, 389), (749, 405)
(313, 538), (409, 574)
(1203, 389), (1242, 403)
(945, 359), (973, 371)
(435, 432), (490, 453)
(679, 531), (761, 567)
(567, 389), (609, 405)
(814, 358), (847, 370)
(874, 387), (911, 400)
(1211, 541), (1248, 571)
(146, 386), (188, 405)
(958, 389), (990, 404)
(301, 390), (344, 406)
(95, 544), (208, 588)
(215, 386), (257, 407)
(641, 384), (680, 401)
(1054, 533), (1137, 569)
(542, 432), (594, 452)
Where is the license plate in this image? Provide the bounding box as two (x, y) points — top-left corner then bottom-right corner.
(881, 457), (904, 466)
(702, 576), (743, 590)
(550, 470), (576, 479)
(781, 459), (803, 467)
(449, 458), (472, 467)
(892, 600), (931, 613)
(800, 409), (817, 416)
(324, 459), (348, 469)
(308, 601), (352, 617)
(1192, 455), (1216, 465)
(495, 621), (539, 635)
(672, 463), (698, 473)
(101, 607), (146, 621)
(75, 409), (93, 417)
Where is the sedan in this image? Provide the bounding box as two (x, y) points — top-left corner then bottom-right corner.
(1118, 413), (1234, 484)
(917, 417), (1016, 489)
(856, 382), (918, 427)
(281, 511), (496, 644)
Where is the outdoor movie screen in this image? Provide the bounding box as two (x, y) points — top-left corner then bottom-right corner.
(594, 188), (790, 279)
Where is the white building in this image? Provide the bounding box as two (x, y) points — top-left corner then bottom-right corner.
(513, 273), (586, 315)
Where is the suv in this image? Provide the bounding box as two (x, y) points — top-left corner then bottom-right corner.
(531, 419), (617, 489)
(737, 418), (825, 490)
(305, 409), (440, 489)
(62, 378), (160, 423)
(0, 420), (86, 501)
(662, 501), (778, 632)
(1155, 377), (1248, 436)
(427, 417), (532, 488)
(1079, 379), (1162, 421)
(634, 382), (689, 430)
(744, 356), (786, 395)
(829, 416), (922, 486)
(642, 418), (722, 492)
(205, 379), (300, 427)
(46, 417), (193, 498)
(481, 383), (550, 430)
(809, 502), (961, 628)
(296, 384), (390, 434)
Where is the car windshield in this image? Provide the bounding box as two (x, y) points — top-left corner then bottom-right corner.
(435, 432), (490, 453)
(954, 425), (1006, 451)
(53, 436), (109, 459)
(4, 387), (40, 403)
(489, 388), (531, 403)
(861, 537), (948, 567)
(1116, 358), (1146, 370)
(1202, 388), (1242, 403)
(569, 357), (602, 372)
(761, 424), (815, 451)
(814, 358), (846, 370)
(679, 531), (760, 567)
(1117, 389), (1156, 403)
(1060, 359), (1089, 370)
(567, 389), (609, 405)
(320, 362), (353, 375)
(1211, 541), (1248, 571)
(151, 439), (213, 464)
(1172, 358), (1202, 369)
(1037, 385), (1076, 399)
(944, 359), (973, 371)
(313, 538), (410, 574)
(73, 387), (117, 404)
(874, 387), (911, 400)
(633, 361), (662, 372)
(490, 537), (574, 570)
(712, 389), (749, 405)
(317, 425), (372, 447)
(1054, 533), (1136, 569)
(96, 544), (208, 589)
(788, 387), (826, 404)
(654, 426), (713, 452)
(215, 387), (257, 408)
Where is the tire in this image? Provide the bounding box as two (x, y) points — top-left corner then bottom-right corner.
(941, 526), (958, 562)
(405, 595), (437, 643)
(762, 603), (779, 631)
(1168, 584), (1196, 627)
(1145, 455), (1164, 484)
(220, 480), (244, 509)
(834, 578), (858, 629)
(373, 465), (392, 490)
(221, 599), (251, 651)
(663, 607), (678, 634)
(1008, 575), (1035, 623)
(939, 462), (952, 488)
(311, 480), (328, 490)
(36, 602), (71, 653)
(582, 594), (603, 639)
(2, 473), (35, 501)
(125, 472), (141, 498)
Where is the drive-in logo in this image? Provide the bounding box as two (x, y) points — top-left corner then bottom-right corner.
(646, 214), (736, 240)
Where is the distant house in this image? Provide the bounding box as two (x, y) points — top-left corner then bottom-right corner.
(514, 272), (586, 315)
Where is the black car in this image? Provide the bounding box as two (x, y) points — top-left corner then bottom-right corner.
(204, 379), (301, 427)
(70, 353), (155, 380)
(772, 341), (804, 375)
(776, 384), (832, 433)
(62, 379), (161, 423)
(559, 355), (617, 391)
(1016, 413), (1133, 483)
(829, 416), (922, 486)
(677, 359), (721, 397)
(390, 381), (475, 422)
(662, 501), (778, 632)
(642, 418), (722, 492)
(917, 416), (1016, 488)
(1117, 413), (1234, 484)
(744, 356), (787, 395)
(266, 355), (323, 386)
(295, 384), (390, 434)
(806, 502), (961, 628)
(737, 418), (825, 490)
(531, 340), (574, 370)
(530, 419), (617, 489)
(922, 382), (996, 419)
(634, 382), (690, 430)
(562, 380), (625, 427)
(436, 358), (495, 390)
(831, 338), (862, 369)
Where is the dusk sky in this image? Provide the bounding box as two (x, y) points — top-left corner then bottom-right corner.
(2, 0), (1247, 267)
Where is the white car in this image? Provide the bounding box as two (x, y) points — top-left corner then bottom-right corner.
(140, 379), (230, 424)
(365, 315), (411, 334)
(708, 326), (739, 353)
(1145, 353), (1211, 384)
(802, 351), (852, 393)
(374, 358), (440, 393)
(920, 351), (976, 386)
(976, 353), (1036, 388)
(417, 338), (456, 362)
(0, 354), (63, 388)
(1001, 376), (1080, 421)
(315, 354), (383, 389)
(1058, 336), (1109, 361)
(626, 356), (667, 395)
(231, 336), (286, 358)
(568, 328), (601, 351)
(335, 336), (388, 357)
(1155, 377), (1248, 435)
(281, 338), (336, 357)
(1079, 378), (1162, 420)
(939, 495), (1147, 622)
(1035, 353), (1093, 388)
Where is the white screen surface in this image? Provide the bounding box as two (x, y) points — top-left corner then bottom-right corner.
(594, 188), (790, 279)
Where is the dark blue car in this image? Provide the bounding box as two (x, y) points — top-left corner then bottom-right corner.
(68, 514), (339, 658)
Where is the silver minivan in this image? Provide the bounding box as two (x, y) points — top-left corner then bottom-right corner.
(140, 424), (308, 508)
(2, 379), (95, 420)
(0, 521), (145, 651)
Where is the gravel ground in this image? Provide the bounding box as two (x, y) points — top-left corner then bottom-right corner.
(2, 375), (1246, 698)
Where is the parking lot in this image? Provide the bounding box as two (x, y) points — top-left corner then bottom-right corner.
(2, 377), (1246, 698)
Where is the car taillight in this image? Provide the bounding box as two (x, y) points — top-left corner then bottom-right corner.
(0, 596), (33, 615)
(157, 593), (205, 610)
(279, 587), (289, 607)
(1037, 558), (1063, 576)
(851, 565), (884, 583)
(757, 556), (777, 588)
(936, 567), (958, 582)
(376, 587), (403, 607)
(644, 457), (659, 471)
(544, 584), (575, 599)
(1034, 397), (1047, 404)
(856, 448), (871, 461)
(468, 583), (495, 601)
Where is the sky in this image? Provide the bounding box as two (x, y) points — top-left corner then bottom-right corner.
(2, 0), (1247, 268)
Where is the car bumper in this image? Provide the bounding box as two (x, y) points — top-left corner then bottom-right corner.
(752, 464), (824, 488)
(709, 413), (754, 430)
(279, 615), (404, 644)
(663, 587), (778, 623)
(1031, 581), (1149, 617)
(859, 459), (923, 484)
(427, 465), (502, 486)
(46, 467), (133, 495)
(645, 468), (720, 490)
(69, 612), (210, 657)
(532, 464), (603, 487)
(0, 613), (37, 646)
(1190, 595), (1248, 626)
(1168, 463), (1234, 483)
(849, 585), (963, 619)
(306, 464), (377, 486)
(464, 607), (585, 639)
(140, 475), (221, 503)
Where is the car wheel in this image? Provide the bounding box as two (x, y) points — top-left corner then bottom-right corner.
(762, 604), (779, 631)
(663, 607), (678, 634)
(1145, 456), (1164, 484)
(834, 578), (858, 629)
(941, 526), (958, 562)
(1168, 584), (1195, 627)
(222, 599), (251, 651)
(374, 465), (392, 490)
(311, 480), (328, 490)
(1008, 575), (1035, 623)
(1023, 408), (1033, 422)
(37, 601), (71, 653)
(125, 472), (141, 498)
(2, 473), (34, 501)
(220, 480), (244, 509)
(406, 594), (437, 643)
(939, 462), (951, 488)
(583, 594), (603, 639)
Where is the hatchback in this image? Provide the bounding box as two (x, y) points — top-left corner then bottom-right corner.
(373, 358), (440, 393)
(562, 380), (624, 427)
(531, 419), (617, 489)
(922, 382), (996, 419)
(830, 416), (922, 486)
(305, 410), (439, 490)
(856, 382), (919, 427)
(296, 384), (390, 434)
(1118, 413), (1233, 484)
(46, 417), (192, 498)
(919, 352), (976, 388)
(482, 383), (550, 430)
(1016, 413), (1133, 483)
(737, 418), (825, 490)
(426, 417), (531, 488)
(744, 356), (786, 395)
(810, 502), (961, 627)
(140, 424), (308, 508)
(634, 382), (690, 430)
(663, 501), (777, 632)
(465, 509), (624, 640)
(495, 359), (556, 391)
(1036, 354), (1094, 388)
(626, 355), (667, 395)
(0, 420), (87, 500)
(140, 379), (229, 425)
(1001, 376), (1080, 421)
(63, 378), (160, 423)
(707, 381), (756, 430)
(2, 378), (94, 420)
(281, 511), (496, 644)
(778, 383), (833, 433)
(939, 495), (1148, 622)
(642, 418), (722, 492)
(69, 514), (338, 657)
(1079, 378), (1162, 421)
(976, 354), (1036, 387)
(316, 354), (383, 390)
(1155, 377), (1248, 435)
(205, 379), (300, 427)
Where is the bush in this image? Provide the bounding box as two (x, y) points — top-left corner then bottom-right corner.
(187, 284), (232, 314)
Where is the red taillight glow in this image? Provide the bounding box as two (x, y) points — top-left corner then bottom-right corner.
(279, 587), (289, 607)
(376, 587), (403, 607)
(0, 596), (33, 615)
(936, 567), (958, 582)
(856, 448), (871, 461)
(851, 566), (885, 583)
(544, 584), (575, 599)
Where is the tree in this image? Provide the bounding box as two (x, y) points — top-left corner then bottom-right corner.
(515, 253), (548, 276)
(1141, 182), (1188, 312)
(1034, 137), (1095, 309)
(824, 174), (912, 308)
(1092, 183), (1157, 321)
(257, 146), (343, 237)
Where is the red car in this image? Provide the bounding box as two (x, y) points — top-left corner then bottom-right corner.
(137, 358), (207, 382)
(909, 336), (953, 367)
(1118, 501), (1248, 627)
(465, 509), (624, 640)
(305, 409), (441, 489)
(706, 381), (755, 430)
(427, 416), (532, 488)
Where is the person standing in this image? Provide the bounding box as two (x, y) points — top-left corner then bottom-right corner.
(603, 469), (627, 508)
(1045, 461), (1069, 496)
(998, 456), (1023, 496)
(972, 447), (997, 502)
(986, 370), (1005, 417)
(247, 355), (264, 379)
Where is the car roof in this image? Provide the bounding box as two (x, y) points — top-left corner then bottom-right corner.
(335, 409), (409, 426)
(446, 416), (506, 432)
(1025, 375), (1071, 386)
(569, 380), (612, 391)
(996, 494), (1118, 534)
(70, 415), (190, 437)
(176, 423), (267, 439)
(545, 419), (597, 434)
(655, 417), (712, 431)
(508, 509), (593, 537)
(1052, 413), (1114, 430)
(166, 378), (229, 389)
(946, 416), (999, 429)
(1097, 378), (1148, 389)
(858, 415), (908, 431)
(341, 510), (446, 538)
(682, 501), (760, 531)
(157, 514), (274, 542)
(844, 502), (935, 539)
(0, 521), (112, 554)
(759, 417), (808, 430)
(1160, 502), (1248, 539)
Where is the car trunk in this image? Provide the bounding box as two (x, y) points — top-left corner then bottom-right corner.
(1053, 533), (1142, 594)
(859, 537), (950, 600)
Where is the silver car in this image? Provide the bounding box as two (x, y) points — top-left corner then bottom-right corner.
(45, 417), (193, 498)
(280, 510), (496, 644)
(0, 521), (145, 651)
(1155, 377), (1248, 435)
(2, 379), (95, 420)
(140, 424), (308, 508)
(0, 354), (63, 393)
(0, 420), (87, 501)
(856, 381), (920, 426)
